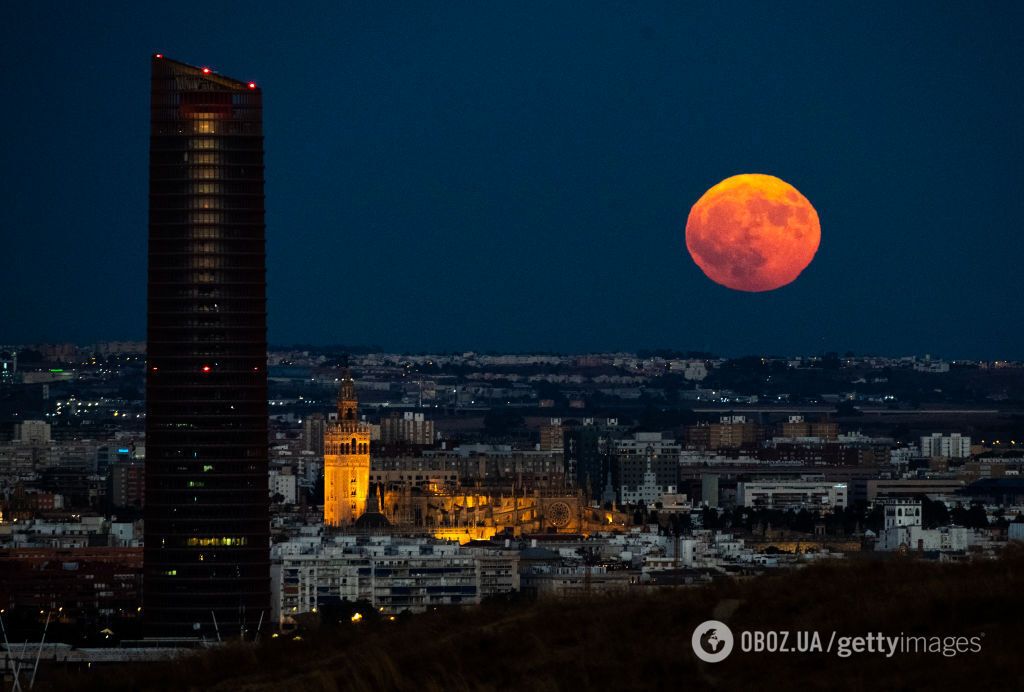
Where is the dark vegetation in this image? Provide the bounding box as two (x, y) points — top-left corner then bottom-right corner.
(40, 547), (1024, 691)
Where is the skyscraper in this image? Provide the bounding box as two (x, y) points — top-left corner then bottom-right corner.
(144, 55), (269, 637)
(323, 370), (371, 526)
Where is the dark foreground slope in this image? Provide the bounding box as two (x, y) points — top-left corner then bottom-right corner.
(41, 548), (1024, 691)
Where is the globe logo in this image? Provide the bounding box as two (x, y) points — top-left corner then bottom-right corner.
(692, 620), (735, 663)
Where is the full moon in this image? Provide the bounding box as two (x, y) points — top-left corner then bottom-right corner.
(685, 174), (820, 292)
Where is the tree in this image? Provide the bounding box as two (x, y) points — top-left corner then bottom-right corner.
(793, 509), (815, 533)
(865, 504), (884, 533)
(950, 502), (969, 526)
(921, 497), (950, 529)
(678, 512), (693, 534)
(966, 503), (989, 529)
(701, 506), (719, 530)
(835, 401), (861, 417)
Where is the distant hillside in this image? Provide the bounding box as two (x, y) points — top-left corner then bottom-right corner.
(41, 548), (1024, 691)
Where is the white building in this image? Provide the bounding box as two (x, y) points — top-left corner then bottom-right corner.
(920, 433), (971, 459)
(269, 466), (298, 505)
(889, 445), (920, 466)
(14, 420), (51, 445)
(271, 534), (519, 627)
(669, 360), (708, 381)
(736, 477), (848, 510)
(614, 431), (680, 457)
(876, 498), (979, 553)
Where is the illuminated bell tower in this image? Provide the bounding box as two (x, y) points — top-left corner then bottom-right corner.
(323, 369), (371, 526)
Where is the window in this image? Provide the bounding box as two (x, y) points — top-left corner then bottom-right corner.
(191, 197), (221, 210)
(191, 167), (220, 180)
(186, 537), (248, 547)
(193, 119), (217, 134)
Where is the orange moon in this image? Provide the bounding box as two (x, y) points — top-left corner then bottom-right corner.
(685, 174), (820, 292)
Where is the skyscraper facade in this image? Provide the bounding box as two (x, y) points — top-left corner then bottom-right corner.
(144, 55), (269, 637)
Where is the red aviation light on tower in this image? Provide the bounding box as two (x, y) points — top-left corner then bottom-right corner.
(201, 365), (212, 374)
(201, 67), (211, 74)
(248, 82), (256, 89)
(155, 54), (163, 59)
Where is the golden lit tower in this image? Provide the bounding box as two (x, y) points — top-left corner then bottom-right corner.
(323, 369), (371, 526)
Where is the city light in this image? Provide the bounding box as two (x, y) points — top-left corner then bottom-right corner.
(0, 27), (1019, 690)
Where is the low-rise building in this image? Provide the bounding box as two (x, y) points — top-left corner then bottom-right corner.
(736, 476), (848, 510)
(270, 534), (519, 626)
(875, 498), (982, 553)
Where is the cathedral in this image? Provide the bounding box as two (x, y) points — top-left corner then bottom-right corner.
(321, 369), (630, 538)
(323, 369), (371, 526)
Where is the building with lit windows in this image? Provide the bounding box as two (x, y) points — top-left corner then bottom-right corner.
(0, 349), (16, 383)
(270, 534), (520, 626)
(324, 371), (372, 526)
(143, 55), (270, 637)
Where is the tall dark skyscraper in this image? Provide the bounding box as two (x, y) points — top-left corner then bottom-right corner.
(144, 55), (269, 637)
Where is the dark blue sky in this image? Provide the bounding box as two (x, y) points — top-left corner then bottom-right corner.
(3, 2), (1023, 357)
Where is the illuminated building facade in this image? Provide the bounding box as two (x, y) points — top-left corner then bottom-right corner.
(144, 55), (269, 637)
(324, 370), (371, 526)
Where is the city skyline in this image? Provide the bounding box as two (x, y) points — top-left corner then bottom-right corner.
(3, 5), (1023, 687)
(3, 3), (1024, 358)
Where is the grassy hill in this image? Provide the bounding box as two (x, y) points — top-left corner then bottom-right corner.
(40, 547), (1023, 691)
